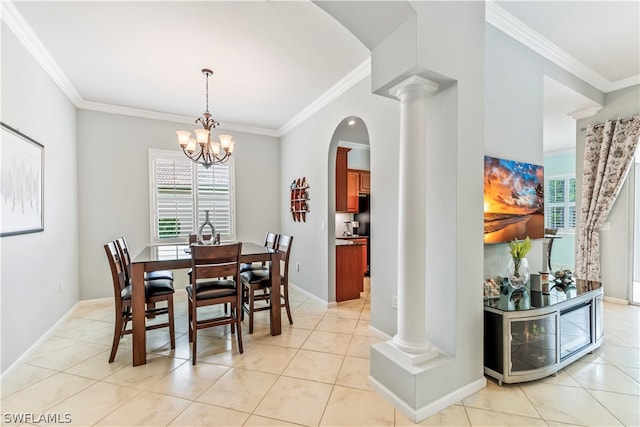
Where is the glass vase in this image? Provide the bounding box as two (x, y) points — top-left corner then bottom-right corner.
(507, 257), (530, 288)
(197, 210), (216, 245)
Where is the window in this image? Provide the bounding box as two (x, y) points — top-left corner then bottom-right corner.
(149, 150), (235, 243)
(545, 175), (576, 232)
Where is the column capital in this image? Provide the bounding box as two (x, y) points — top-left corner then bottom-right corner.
(388, 75), (439, 100)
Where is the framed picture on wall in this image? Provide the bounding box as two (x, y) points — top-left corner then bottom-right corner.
(1, 122), (44, 237)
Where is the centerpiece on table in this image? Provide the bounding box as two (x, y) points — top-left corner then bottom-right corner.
(507, 236), (532, 288)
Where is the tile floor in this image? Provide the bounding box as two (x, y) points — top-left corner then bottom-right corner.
(2, 280), (639, 426)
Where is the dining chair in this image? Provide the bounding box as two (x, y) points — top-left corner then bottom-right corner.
(240, 232), (278, 273)
(116, 237), (174, 282)
(104, 241), (175, 363)
(188, 242), (243, 364)
(241, 235), (293, 334)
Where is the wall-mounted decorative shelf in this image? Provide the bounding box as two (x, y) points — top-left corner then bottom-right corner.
(290, 177), (310, 222)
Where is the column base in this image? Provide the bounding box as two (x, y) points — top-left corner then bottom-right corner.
(392, 335), (440, 365)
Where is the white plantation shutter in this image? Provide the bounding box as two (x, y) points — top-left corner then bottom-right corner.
(150, 150), (235, 243)
(545, 175), (575, 232)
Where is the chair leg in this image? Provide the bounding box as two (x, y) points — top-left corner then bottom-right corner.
(283, 284), (293, 325)
(235, 301), (243, 354)
(188, 296), (193, 343)
(168, 295), (175, 350)
(191, 302), (198, 365)
(109, 310), (124, 363)
(248, 286), (255, 334)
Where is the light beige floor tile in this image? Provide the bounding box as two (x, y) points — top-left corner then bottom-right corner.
(151, 332), (217, 361)
(282, 349), (344, 383)
(618, 365), (640, 382)
(292, 302), (328, 316)
(196, 367), (278, 413)
(28, 341), (109, 371)
(197, 337), (251, 367)
(102, 356), (186, 390)
(395, 405), (470, 426)
(54, 320), (114, 342)
(465, 407), (546, 426)
(565, 361), (640, 395)
(336, 356), (372, 390)
(354, 319), (373, 336)
(346, 335), (380, 359)
(288, 313), (323, 330)
(1, 364), (57, 397)
(243, 415), (302, 426)
(251, 326), (311, 349)
(316, 316), (358, 334)
(360, 307), (371, 320)
(320, 385), (394, 426)
(148, 361), (229, 400)
(47, 381), (140, 426)
(95, 391), (190, 426)
(0, 372), (95, 414)
(302, 331), (352, 355)
(232, 343), (297, 374)
(29, 336), (78, 360)
(54, 317), (99, 333)
(462, 379), (539, 418)
(598, 343), (640, 368)
(520, 381), (622, 425)
(255, 376), (333, 426)
(325, 306), (362, 320)
(535, 369), (581, 387)
(168, 401), (249, 426)
(63, 349), (131, 380)
(589, 389), (640, 427)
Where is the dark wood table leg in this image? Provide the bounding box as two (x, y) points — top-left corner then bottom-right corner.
(132, 263), (146, 366)
(269, 253), (281, 335)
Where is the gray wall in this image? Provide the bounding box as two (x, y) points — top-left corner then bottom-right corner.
(576, 85), (640, 301)
(484, 25), (546, 278)
(1, 25), (79, 373)
(77, 110), (281, 299)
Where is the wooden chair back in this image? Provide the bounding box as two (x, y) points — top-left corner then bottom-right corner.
(189, 233), (213, 244)
(191, 242), (242, 287)
(264, 232), (278, 249)
(275, 234), (293, 281)
(104, 241), (128, 298)
(114, 237), (132, 282)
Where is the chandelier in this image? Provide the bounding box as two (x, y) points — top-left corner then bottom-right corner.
(176, 68), (235, 168)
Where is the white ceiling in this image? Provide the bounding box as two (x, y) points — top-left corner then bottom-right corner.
(3, 1), (638, 142)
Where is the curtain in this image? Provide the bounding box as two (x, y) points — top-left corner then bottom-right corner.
(576, 114), (640, 293)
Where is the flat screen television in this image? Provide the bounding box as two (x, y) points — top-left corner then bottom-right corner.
(484, 155), (544, 244)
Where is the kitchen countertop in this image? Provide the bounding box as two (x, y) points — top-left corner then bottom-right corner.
(335, 239), (366, 246)
(336, 235), (368, 240)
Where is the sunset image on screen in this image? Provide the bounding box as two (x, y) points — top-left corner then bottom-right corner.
(483, 156), (544, 244)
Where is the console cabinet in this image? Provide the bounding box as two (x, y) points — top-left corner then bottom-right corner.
(484, 284), (603, 385)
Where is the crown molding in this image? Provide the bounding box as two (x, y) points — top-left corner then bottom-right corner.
(278, 57), (371, 136)
(2, 1), (83, 105)
(78, 100), (280, 137)
(567, 106), (602, 120)
(485, 0), (638, 94)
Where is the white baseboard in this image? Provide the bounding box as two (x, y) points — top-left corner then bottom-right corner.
(368, 325), (392, 340)
(603, 296), (629, 305)
(288, 282), (335, 307)
(369, 374), (486, 423)
(1, 301), (81, 383)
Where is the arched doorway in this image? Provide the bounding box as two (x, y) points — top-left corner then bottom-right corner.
(327, 116), (371, 303)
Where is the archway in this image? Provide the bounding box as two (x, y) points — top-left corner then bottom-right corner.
(326, 116), (371, 303)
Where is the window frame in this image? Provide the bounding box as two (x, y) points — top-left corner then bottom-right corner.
(148, 149), (236, 244)
(544, 173), (576, 234)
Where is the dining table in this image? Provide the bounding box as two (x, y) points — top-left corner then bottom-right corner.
(130, 242), (281, 366)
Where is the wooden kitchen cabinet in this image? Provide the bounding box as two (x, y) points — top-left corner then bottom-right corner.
(336, 242), (364, 302)
(347, 170), (359, 213)
(336, 147), (350, 212)
(358, 170), (370, 194)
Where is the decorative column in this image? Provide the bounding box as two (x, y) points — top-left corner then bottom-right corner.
(389, 75), (440, 364)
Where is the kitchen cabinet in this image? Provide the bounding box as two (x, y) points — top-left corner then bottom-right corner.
(336, 241), (364, 302)
(347, 170), (359, 213)
(358, 170), (370, 194)
(336, 147), (350, 212)
(337, 237), (367, 275)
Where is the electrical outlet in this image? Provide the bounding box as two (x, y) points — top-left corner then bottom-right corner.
(392, 295), (398, 309)
(296, 262), (300, 272)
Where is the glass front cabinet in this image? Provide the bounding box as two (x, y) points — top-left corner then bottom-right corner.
(484, 286), (603, 385)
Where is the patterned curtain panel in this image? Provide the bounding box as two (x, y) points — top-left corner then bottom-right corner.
(576, 114), (640, 292)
